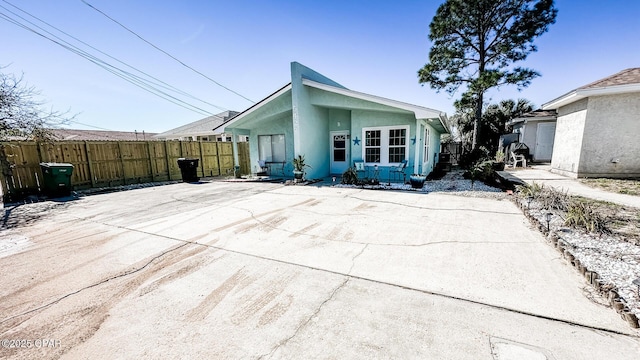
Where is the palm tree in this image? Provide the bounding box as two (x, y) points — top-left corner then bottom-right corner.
(479, 98), (534, 153)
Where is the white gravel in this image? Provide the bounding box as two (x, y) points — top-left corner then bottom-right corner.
(334, 170), (504, 198)
(522, 201), (640, 322)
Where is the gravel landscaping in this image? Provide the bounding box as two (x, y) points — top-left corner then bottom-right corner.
(515, 195), (640, 328)
(334, 170), (504, 198)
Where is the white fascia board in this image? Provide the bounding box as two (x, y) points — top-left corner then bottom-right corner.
(508, 116), (556, 125)
(302, 79), (444, 120)
(215, 83), (293, 133)
(543, 83), (640, 110)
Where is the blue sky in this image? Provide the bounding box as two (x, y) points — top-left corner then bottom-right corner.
(1, 0), (639, 133)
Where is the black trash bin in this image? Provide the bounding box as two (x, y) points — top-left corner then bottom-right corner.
(177, 158), (200, 182)
(40, 162), (74, 197)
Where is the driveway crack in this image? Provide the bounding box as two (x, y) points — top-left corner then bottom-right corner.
(258, 278), (349, 359)
(348, 244), (368, 274)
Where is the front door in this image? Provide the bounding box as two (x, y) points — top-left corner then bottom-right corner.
(534, 122), (556, 161)
(330, 131), (350, 174)
(422, 126), (431, 174)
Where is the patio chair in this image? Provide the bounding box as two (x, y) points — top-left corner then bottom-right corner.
(354, 161), (365, 178)
(510, 151), (527, 168)
(389, 159), (408, 183)
(257, 160), (268, 176)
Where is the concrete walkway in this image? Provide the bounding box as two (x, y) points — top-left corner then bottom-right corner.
(506, 165), (640, 208)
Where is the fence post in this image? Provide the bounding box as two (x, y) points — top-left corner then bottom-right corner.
(146, 141), (155, 182)
(164, 141), (171, 181)
(117, 142), (126, 185)
(215, 142), (222, 176)
(84, 141), (96, 188)
(198, 141), (205, 178)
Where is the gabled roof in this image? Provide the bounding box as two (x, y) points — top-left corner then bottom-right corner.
(543, 68), (640, 110)
(579, 68), (640, 89)
(155, 110), (239, 138)
(49, 129), (158, 141)
(214, 83), (293, 133)
(302, 79), (448, 133)
(216, 80), (449, 134)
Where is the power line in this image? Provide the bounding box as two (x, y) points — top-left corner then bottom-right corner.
(1, 1), (231, 119)
(81, 0), (256, 104)
(66, 120), (113, 131)
(3, 0), (228, 114)
(0, 9), (211, 117)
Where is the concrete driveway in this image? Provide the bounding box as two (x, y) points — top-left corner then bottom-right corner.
(0, 181), (638, 359)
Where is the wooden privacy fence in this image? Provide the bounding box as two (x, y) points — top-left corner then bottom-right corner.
(0, 140), (250, 201)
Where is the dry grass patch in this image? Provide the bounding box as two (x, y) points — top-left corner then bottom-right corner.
(581, 178), (640, 196)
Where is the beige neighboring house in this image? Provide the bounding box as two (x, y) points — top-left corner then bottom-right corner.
(154, 111), (247, 142)
(508, 109), (557, 162)
(542, 68), (640, 178)
(49, 129), (158, 141)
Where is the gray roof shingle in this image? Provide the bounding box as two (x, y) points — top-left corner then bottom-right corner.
(155, 111), (239, 138)
(578, 68), (640, 89)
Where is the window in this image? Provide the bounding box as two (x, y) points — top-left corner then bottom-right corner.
(362, 126), (409, 165)
(388, 128), (406, 163)
(364, 130), (381, 163)
(258, 134), (285, 162)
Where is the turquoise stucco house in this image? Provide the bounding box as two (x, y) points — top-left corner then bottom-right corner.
(216, 62), (449, 180)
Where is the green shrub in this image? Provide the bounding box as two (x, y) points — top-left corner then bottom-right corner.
(458, 147), (491, 169)
(341, 167), (358, 185)
(464, 159), (502, 187)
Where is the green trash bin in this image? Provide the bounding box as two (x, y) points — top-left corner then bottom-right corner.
(40, 162), (74, 197)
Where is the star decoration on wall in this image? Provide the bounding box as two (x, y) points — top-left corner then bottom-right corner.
(411, 136), (416, 145)
(353, 136), (361, 145)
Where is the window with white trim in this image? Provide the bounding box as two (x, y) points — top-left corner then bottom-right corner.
(363, 125), (409, 165)
(258, 134), (285, 162)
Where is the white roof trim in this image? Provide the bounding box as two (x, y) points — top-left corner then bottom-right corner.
(154, 130), (227, 139)
(508, 115), (556, 125)
(542, 83), (640, 110)
(302, 79), (445, 120)
(215, 83), (292, 132)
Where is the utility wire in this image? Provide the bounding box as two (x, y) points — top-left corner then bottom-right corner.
(1, 1), (232, 119)
(0, 9), (211, 117)
(2, 0), (228, 114)
(81, 0), (255, 104)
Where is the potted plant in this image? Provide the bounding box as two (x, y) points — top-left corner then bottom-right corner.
(494, 150), (506, 171)
(409, 173), (426, 189)
(292, 154), (311, 180)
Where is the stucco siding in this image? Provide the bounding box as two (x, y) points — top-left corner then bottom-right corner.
(328, 109), (351, 132)
(579, 93), (640, 177)
(248, 113), (294, 175)
(551, 98), (588, 177)
(413, 121), (441, 175)
(351, 110), (417, 179)
(308, 87), (408, 114)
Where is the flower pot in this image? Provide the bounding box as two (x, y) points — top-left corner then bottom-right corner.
(492, 162), (505, 171)
(293, 170), (304, 180)
(409, 175), (426, 189)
